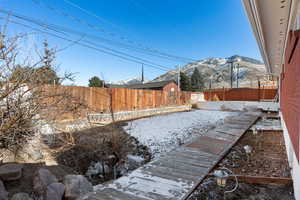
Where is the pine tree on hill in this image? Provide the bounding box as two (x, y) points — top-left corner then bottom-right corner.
(191, 68), (204, 91)
(180, 72), (191, 91)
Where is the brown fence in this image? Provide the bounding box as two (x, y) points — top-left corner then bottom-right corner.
(202, 88), (277, 101)
(43, 85), (191, 120)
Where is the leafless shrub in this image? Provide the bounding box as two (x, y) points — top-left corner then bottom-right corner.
(0, 26), (85, 160)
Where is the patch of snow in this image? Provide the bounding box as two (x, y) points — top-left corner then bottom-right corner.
(127, 154), (144, 164)
(36, 120), (55, 135)
(94, 168), (192, 199)
(250, 119), (282, 131)
(123, 110), (238, 158)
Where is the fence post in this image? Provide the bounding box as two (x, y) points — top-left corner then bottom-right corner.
(258, 79), (261, 101)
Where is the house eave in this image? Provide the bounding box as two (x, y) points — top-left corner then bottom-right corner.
(242, 0), (298, 76)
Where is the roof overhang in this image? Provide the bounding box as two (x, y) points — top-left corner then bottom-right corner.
(242, 0), (300, 76)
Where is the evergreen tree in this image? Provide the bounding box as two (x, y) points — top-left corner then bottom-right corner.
(88, 76), (104, 87)
(180, 72), (191, 91)
(9, 42), (60, 85)
(191, 68), (204, 91)
(37, 41), (60, 84)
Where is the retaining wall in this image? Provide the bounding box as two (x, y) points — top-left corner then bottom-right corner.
(87, 105), (191, 124)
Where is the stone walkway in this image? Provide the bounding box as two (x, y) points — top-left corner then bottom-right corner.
(83, 112), (260, 200)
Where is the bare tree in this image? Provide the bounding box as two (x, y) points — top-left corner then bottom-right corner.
(0, 26), (84, 160)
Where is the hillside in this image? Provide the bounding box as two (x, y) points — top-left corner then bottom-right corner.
(153, 55), (267, 89)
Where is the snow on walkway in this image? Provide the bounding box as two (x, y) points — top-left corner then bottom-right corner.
(123, 110), (239, 158)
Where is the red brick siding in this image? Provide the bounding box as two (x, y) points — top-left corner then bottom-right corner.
(281, 30), (300, 161)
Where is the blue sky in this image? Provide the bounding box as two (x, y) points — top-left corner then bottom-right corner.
(0, 0), (261, 86)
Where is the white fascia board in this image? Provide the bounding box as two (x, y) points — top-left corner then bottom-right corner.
(242, 0), (272, 73)
(242, 0), (296, 75)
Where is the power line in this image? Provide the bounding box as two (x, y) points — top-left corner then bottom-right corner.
(0, 9), (174, 71)
(62, 0), (127, 34)
(0, 16), (170, 72)
(30, 0), (198, 63)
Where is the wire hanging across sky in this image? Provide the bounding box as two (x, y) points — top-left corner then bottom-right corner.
(0, 13), (172, 72)
(30, 0), (198, 63)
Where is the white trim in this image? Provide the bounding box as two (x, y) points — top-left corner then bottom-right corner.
(242, 0), (272, 73)
(242, 0), (297, 75)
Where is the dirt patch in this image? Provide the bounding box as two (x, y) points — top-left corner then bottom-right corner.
(47, 121), (151, 185)
(217, 130), (290, 177)
(188, 178), (295, 200)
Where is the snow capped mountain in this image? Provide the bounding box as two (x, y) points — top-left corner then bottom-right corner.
(152, 55), (266, 88)
(116, 76), (149, 85)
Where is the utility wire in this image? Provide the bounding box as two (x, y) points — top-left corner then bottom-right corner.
(30, 0), (197, 63)
(0, 16), (170, 72)
(62, 0), (127, 34)
(0, 9), (172, 71)
(61, 0), (196, 62)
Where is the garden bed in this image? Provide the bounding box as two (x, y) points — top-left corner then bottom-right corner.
(216, 129), (290, 178)
(188, 115), (294, 200)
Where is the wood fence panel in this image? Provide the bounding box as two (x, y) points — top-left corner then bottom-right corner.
(202, 88), (277, 101)
(42, 85), (192, 120)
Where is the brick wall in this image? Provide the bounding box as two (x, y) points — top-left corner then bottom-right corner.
(281, 30), (300, 161)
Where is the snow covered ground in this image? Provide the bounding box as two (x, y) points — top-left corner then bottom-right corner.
(250, 118), (282, 131)
(123, 110), (239, 158)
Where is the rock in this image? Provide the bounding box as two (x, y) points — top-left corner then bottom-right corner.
(0, 180), (8, 200)
(0, 163), (23, 181)
(46, 183), (65, 200)
(64, 175), (93, 200)
(33, 168), (58, 195)
(85, 162), (110, 179)
(11, 193), (33, 200)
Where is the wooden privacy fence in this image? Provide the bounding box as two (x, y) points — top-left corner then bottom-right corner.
(202, 88), (277, 101)
(42, 85), (191, 120)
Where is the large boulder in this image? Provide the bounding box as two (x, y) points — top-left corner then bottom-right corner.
(46, 183), (65, 200)
(64, 175), (93, 200)
(11, 193), (33, 200)
(0, 163), (23, 181)
(33, 168), (58, 195)
(0, 180), (8, 200)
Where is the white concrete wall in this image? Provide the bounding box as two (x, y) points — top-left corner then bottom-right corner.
(196, 101), (279, 112)
(280, 112), (300, 200)
(191, 93), (205, 104)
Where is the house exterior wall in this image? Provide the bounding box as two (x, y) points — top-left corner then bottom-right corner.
(162, 82), (180, 105)
(281, 29), (300, 200)
(162, 82), (180, 93)
(281, 30), (300, 161)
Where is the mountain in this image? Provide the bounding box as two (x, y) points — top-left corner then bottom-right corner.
(116, 76), (149, 85)
(152, 55), (267, 89)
